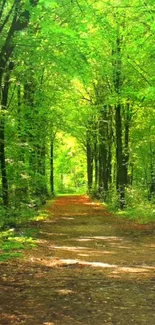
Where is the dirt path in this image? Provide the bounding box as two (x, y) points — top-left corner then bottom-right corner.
(0, 195), (155, 325)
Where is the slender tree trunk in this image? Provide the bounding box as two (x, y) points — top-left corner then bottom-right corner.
(130, 162), (134, 186)
(124, 103), (130, 186)
(94, 139), (98, 189)
(148, 143), (155, 200)
(50, 139), (54, 195)
(86, 132), (93, 192)
(98, 107), (109, 199)
(107, 108), (113, 187)
(98, 149), (103, 194)
(115, 104), (125, 208)
(107, 148), (112, 186)
(0, 65), (13, 206)
(0, 120), (8, 207)
(113, 27), (126, 208)
(149, 168), (155, 200)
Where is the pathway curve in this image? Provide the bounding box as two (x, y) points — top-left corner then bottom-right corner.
(0, 195), (155, 325)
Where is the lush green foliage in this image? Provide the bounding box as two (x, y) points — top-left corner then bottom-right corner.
(0, 228), (37, 261)
(0, 0), (155, 226)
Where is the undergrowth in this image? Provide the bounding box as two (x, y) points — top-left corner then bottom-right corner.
(108, 187), (155, 224)
(0, 199), (52, 261)
(115, 204), (155, 224)
(0, 228), (38, 262)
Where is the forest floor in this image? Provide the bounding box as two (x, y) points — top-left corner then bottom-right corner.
(0, 195), (155, 325)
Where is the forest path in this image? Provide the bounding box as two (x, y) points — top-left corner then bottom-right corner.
(0, 195), (155, 325)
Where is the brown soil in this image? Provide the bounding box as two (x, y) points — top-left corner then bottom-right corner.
(0, 195), (155, 325)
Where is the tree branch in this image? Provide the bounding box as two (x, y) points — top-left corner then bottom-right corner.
(0, 0), (16, 34)
(0, 0), (6, 22)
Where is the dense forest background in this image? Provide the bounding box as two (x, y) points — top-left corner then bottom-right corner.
(0, 0), (155, 227)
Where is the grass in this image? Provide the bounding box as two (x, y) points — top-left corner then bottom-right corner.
(109, 202), (155, 224)
(105, 187), (155, 224)
(0, 199), (54, 261)
(0, 252), (23, 261)
(0, 228), (38, 262)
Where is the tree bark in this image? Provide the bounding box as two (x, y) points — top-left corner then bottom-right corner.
(107, 108), (113, 187)
(124, 103), (130, 186)
(0, 64), (13, 206)
(115, 104), (125, 208)
(94, 138), (98, 189)
(0, 122), (8, 207)
(0, 0), (38, 207)
(50, 139), (54, 195)
(148, 143), (155, 200)
(113, 28), (126, 208)
(98, 107), (109, 199)
(86, 132), (93, 192)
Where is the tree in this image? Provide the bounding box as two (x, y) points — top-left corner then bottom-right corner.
(1, 0), (155, 227)
(0, 0), (38, 207)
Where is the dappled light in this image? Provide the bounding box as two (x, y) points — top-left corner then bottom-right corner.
(43, 323), (55, 325)
(112, 266), (155, 274)
(1, 0), (155, 323)
(60, 259), (117, 268)
(61, 217), (75, 220)
(25, 255), (155, 278)
(0, 313), (34, 324)
(86, 236), (125, 241)
(40, 232), (70, 237)
(49, 244), (115, 256)
(0, 195), (155, 325)
(56, 289), (75, 295)
(50, 245), (90, 251)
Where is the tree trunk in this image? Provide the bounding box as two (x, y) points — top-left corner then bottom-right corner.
(124, 103), (130, 186)
(98, 149), (104, 194)
(148, 143), (155, 200)
(50, 139), (54, 195)
(86, 133), (93, 192)
(0, 121), (8, 207)
(113, 28), (126, 208)
(98, 107), (109, 199)
(115, 104), (125, 208)
(0, 0), (38, 207)
(107, 108), (113, 187)
(0, 65), (13, 206)
(94, 139), (98, 189)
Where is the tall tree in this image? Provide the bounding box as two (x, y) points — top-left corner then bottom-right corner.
(0, 0), (38, 206)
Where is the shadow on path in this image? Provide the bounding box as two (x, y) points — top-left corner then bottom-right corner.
(0, 195), (155, 325)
